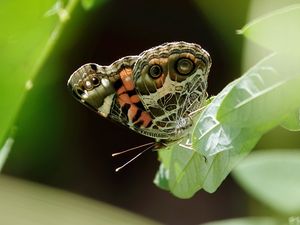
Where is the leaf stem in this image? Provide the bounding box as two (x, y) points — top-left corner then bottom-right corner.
(0, 0), (80, 169)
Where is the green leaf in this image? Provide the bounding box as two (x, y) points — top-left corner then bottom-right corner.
(201, 217), (280, 225)
(233, 150), (300, 214)
(155, 5), (300, 198)
(155, 141), (209, 198)
(154, 162), (170, 191)
(156, 52), (300, 198)
(281, 109), (300, 131)
(0, 1), (79, 156)
(155, 81), (260, 198)
(0, 175), (161, 225)
(217, 54), (300, 132)
(192, 78), (261, 157)
(238, 4), (300, 54)
(192, 80), (261, 194)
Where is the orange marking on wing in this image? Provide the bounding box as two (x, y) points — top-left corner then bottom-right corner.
(117, 86), (126, 95)
(127, 104), (138, 121)
(118, 97), (152, 127)
(117, 98), (125, 107)
(130, 95), (140, 103)
(138, 112), (152, 128)
(120, 68), (135, 91)
(117, 68), (152, 127)
(154, 74), (166, 89)
(118, 93), (131, 105)
(149, 58), (168, 65)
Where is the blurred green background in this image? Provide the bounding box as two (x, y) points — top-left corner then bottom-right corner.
(1, 0), (300, 224)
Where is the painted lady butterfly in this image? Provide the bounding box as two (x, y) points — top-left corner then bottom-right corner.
(67, 41), (211, 146)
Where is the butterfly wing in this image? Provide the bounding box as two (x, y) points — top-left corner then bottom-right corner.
(68, 56), (142, 128)
(68, 42), (211, 142)
(68, 55), (160, 134)
(132, 41), (212, 141)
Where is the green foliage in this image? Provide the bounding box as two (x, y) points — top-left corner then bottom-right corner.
(81, 0), (95, 9)
(155, 4), (300, 198)
(281, 109), (300, 131)
(233, 150), (300, 215)
(155, 79), (260, 198)
(0, 1), (160, 224)
(0, 0), (79, 168)
(216, 56), (300, 130)
(238, 4), (300, 54)
(1, 0), (300, 223)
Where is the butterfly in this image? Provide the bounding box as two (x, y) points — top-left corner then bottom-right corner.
(67, 41), (211, 166)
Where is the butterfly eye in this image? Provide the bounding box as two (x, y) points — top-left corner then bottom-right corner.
(149, 64), (163, 78)
(84, 80), (93, 90)
(176, 58), (194, 75)
(91, 76), (100, 86)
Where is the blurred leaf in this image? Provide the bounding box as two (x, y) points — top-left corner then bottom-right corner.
(0, 138), (14, 172)
(81, 0), (94, 9)
(200, 217), (280, 225)
(238, 4), (300, 54)
(281, 109), (300, 131)
(81, 0), (106, 10)
(194, 0), (249, 55)
(233, 150), (300, 214)
(0, 1), (79, 161)
(0, 175), (161, 225)
(217, 54), (300, 131)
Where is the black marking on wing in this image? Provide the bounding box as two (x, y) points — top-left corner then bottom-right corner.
(121, 103), (131, 115)
(134, 120), (144, 128)
(134, 101), (145, 110)
(127, 90), (137, 96)
(90, 64), (98, 71)
(113, 79), (123, 90)
(132, 108), (142, 123)
(146, 120), (153, 128)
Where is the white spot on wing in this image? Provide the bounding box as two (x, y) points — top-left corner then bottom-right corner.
(101, 78), (110, 88)
(125, 76), (131, 82)
(82, 90), (89, 99)
(98, 94), (114, 117)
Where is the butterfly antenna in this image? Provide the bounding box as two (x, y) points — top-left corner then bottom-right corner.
(114, 143), (155, 172)
(112, 142), (154, 157)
